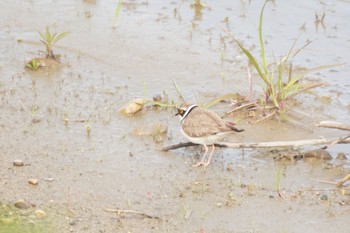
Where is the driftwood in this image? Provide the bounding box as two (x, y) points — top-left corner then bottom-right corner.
(162, 121), (350, 151)
(161, 135), (350, 151)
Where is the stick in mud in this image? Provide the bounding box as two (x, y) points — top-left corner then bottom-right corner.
(101, 207), (160, 219)
(161, 135), (350, 151)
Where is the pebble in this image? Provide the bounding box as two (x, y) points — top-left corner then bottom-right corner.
(31, 118), (41, 124)
(14, 199), (29, 209)
(13, 160), (24, 167)
(43, 177), (55, 182)
(34, 209), (46, 218)
(320, 194), (328, 201)
(28, 179), (39, 185)
(152, 94), (162, 102)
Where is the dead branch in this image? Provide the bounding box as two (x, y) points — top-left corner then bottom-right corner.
(161, 135), (350, 151)
(317, 121), (350, 131)
(336, 173), (350, 188)
(101, 207), (160, 219)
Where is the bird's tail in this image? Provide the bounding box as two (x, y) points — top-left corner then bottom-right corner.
(225, 122), (244, 132)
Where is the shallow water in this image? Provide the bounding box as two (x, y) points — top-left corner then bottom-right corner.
(0, 1), (350, 232)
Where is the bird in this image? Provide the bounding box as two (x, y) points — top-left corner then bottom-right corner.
(176, 104), (244, 167)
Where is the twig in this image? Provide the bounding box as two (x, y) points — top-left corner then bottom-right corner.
(311, 179), (338, 185)
(225, 102), (255, 115)
(67, 187), (75, 214)
(161, 135), (350, 151)
(317, 121), (350, 131)
(253, 109), (278, 124)
(247, 64), (253, 101)
(336, 173), (350, 188)
(101, 207), (160, 219)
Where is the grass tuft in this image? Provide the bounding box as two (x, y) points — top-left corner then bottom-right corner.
(39, 27), (69, 60)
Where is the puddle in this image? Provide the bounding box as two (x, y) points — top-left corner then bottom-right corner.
(0, 0), (349, 232)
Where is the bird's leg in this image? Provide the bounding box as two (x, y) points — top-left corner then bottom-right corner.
(193, 144), (208, 167)
(203, 144), (215, 167)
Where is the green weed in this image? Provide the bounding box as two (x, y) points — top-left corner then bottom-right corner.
(115, 0), (123, 17)
(39, 27), (69, 60)
(274, 167), (285, 198)
(25, 58), (42, 70)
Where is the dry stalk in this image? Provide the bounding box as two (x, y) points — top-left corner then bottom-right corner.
(336, 173), (350, 188)
(101, 207), (160, 219)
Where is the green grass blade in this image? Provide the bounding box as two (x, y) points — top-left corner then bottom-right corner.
(235, 39), (269, 85)
(51, 32), (57, 43)
(116, 0), (123, 17)
(287, 83), (324, 99)
(274, 168), (284, 192)
(38, 31), (46, 41)
(54, 32), (69, 44)
(259, 0), (269, 75)
(45, 27), (50, 42)
(172, 79), (183, 97)
(39, 39), (48, 46)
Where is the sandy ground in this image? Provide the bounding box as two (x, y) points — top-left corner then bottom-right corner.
(0, 0), (350, 232)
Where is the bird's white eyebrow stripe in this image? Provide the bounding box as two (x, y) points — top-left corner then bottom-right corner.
(181, 104), (198, 123)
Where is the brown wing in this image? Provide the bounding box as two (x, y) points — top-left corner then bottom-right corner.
(182, 107), (231, 137)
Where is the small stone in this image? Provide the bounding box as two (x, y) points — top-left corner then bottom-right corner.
(14, 199), (29, 209)
(320, 194), (328, 201)
(336, 153), (347, 160)
(304, 149), (332, 160)
(339, 200), (347, 206)
(13, 160), (24, 167)
(43, 177), (55, 182)
(152, 94), (162, 102)
(69, 218), (82, 226)
(31, 118), (41, 124)
(69, 220), (77, 226)
(216, 202), (223, 207)
(34, 209), (46, 218)
(28, 179), (39, 185)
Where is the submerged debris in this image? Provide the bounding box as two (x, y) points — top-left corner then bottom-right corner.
(303, 149), (332, 160)
(130, 122), (168, 143)
(336, 153), (347, 160)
